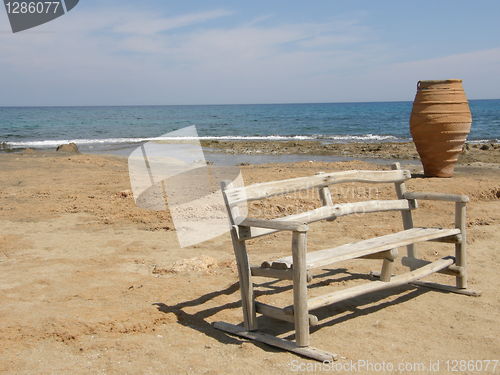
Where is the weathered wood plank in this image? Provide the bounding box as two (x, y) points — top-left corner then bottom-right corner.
(319, 186), (334, 206)
(371, 269), (480, 296)
(221, 181), (238, 225)
(404, 191), (469, 203)
(250, 266), (294, 280)
(327, 200), (414, 217)
(391, 163), (417, 260)
(238, 199), (414, 240)
(316, 172), (335, 222)
(239, 198), (412, 237)
(264, 228), (460, 270)
(255, 302), (318, 326)
(401, 256), (463, 276)
(225, 169), (411, 205)
(238, 217), (308, 232)
(229, 226), (257, 330)
(379, 249), (398, 282)
(292, 231), (309, 347)
(237, 206), (333, 240)
(212, 321), (338, 362)
(409, 280), (481, 296)
(318, 183), (336, 222)
(238, 226), (277, 240)
(301, 257), (455, 312)
(455, 202), (468, 288)
(250, 266), (313, 282)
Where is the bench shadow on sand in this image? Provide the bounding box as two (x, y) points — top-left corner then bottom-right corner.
(153, 268), (437, 354)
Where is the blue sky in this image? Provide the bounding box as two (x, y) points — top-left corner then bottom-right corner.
(1, 0), (499, 105)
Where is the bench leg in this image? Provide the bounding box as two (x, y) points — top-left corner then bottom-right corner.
(455, 202), (468, 289)
(380, 258), (394, 282)
(292, 231), (309, 347)
(230, 227), (257, 331)
(379, 248), (398, 282)
(455, 242), (467, 289)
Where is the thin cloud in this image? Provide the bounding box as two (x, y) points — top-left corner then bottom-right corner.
(112, 9), (233, 35)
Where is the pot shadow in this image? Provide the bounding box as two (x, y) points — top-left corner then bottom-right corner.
(409, 173), (431, 179)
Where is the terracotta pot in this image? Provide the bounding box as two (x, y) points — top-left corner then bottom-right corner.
(410, 79), (472, 177)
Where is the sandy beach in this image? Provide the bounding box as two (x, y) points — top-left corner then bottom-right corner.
(1, 146), (499, 374)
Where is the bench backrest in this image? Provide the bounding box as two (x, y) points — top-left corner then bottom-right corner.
(222, 168), (413, 228)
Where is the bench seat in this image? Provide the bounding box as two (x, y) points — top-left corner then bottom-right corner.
(261, 227), (461, 270)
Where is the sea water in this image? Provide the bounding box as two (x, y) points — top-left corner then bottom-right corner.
(0, 100), (498, 153)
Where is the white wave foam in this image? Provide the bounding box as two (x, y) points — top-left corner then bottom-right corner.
(323, 134), (399, 141)
(468, 139), (500, 144)
(3, 134), (402, 148)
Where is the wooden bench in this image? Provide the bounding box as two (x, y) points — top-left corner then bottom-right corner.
(213, 163), (480, 362)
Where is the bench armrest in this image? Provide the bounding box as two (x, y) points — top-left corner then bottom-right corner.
(237, 217), (308, 232)
(404, 192), (468, 235)
(403, 192), (469, 203)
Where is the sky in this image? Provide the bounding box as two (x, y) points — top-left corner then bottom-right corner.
(1, 0), (499, 106)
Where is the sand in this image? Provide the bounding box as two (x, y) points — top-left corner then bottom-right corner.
(0, 149), (499, 374)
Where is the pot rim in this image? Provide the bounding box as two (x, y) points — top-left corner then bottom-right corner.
(418, 79), (462, 84)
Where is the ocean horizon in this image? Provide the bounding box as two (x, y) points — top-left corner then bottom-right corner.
(1, 99), (499, 152)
